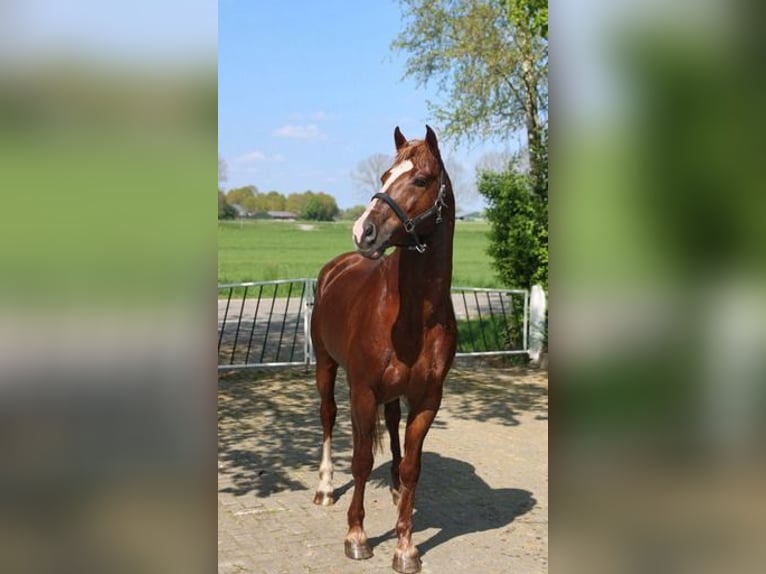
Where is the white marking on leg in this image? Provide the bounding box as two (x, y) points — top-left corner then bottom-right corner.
(352, 159), (414, 245)
(317, 438), (334, 502)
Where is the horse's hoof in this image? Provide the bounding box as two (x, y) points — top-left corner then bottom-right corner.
(313, 491), (334, 506)
(345, 540), (373, 560)
(390, 487), (401, 506)
(392, 548), (421, 574)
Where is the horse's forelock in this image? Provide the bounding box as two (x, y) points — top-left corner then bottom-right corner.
(395, 139), (440, 171)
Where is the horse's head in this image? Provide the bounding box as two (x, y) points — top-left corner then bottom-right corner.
(352, 125), (450, 259)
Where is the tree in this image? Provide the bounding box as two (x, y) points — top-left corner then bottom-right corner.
(478, 127), (548, 290)
(302, 197), (327, 221)
(393, 0), (548, 292)
(218, 157), (234, 218)
(252, 190), (287, 213)
(478, 140), (547, 290)
(264, 191), (286, 211)
(218, 190), (237, 219)
(285, 192), (309, 215)
(287, 191), (334, 220)
(476, 150), (515, 175)
(226, 185), (257, 207)
(299, 191), (339, 221)
(392, 0), (547, 195)
(240, 195), (258, 214)
(339, 205), (367, 221)
(218, 156), (228, 188)
(442, 154), (479, 210)
(351, 153), (393, 200)
(253, 194), (270, 213)
(316, 192), (340, 220)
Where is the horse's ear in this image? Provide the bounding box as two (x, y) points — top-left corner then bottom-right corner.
(425, 125), (440, 156)
(394, 126), (407, 150)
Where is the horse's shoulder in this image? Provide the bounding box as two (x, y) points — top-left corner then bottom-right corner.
(316, 251), (382, 297)
(318, 251), (358, 281)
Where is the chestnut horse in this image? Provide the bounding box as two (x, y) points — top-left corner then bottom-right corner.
(310, 126), (456, 573)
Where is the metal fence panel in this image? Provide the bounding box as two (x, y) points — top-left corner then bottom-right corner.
(451, 287), (529, 357)
(218, 279), (314, 369)
(218, 280), (529, 369)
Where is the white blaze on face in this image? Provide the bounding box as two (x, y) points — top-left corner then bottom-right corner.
(352, 159), (414, 246)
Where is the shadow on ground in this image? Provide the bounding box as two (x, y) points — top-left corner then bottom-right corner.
(218, 368), (347, 497)
(218, 364), (547, 497)
(359, 453), (536, 556)
(444, 364), (548, 427)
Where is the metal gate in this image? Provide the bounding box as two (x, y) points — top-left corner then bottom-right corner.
(218, 280), (529, 370)
(218, 279), (314, 369)
(451, 286), (529, 356)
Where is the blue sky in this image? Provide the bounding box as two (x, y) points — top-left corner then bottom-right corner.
(218, 1), (516, 211)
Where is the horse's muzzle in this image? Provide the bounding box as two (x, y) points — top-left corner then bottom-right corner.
(359, 222), (376, 249)
(356, 243), (386, 260)
(354, 219), (388, 259)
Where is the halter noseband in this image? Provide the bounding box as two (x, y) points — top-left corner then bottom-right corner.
(371, 171), (448, 254)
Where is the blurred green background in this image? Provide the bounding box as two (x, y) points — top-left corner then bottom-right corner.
(0, 3), (216, 573)
(555, 1), (766, 571)
(0, 58), (216, 304)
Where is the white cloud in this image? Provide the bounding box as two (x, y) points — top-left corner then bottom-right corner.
(273, 123), (327, 140)
(235, 150), (285, 164)
(286, 111), (333, 122)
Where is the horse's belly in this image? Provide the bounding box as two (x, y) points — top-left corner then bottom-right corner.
(314, 304), (350, 364)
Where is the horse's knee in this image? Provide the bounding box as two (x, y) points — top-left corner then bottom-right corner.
(399, 457), (421, 489)
(320, 400), (337, 421)
(351, 447), (375, 479)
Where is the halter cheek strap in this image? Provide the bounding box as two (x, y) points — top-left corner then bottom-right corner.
(371, 172), (447, 254)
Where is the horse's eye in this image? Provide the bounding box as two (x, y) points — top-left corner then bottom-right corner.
(413, 177), (428, 187)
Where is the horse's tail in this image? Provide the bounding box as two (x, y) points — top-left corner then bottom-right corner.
(372, 404), (385, 455)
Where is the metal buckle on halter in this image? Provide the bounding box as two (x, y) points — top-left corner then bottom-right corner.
(410, 242), (427, 254)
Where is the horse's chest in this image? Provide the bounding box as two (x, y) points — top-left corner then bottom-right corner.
(380, 334), (452, 395)
(377, 360), (439, 405)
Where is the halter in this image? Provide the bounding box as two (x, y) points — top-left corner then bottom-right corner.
(371, 170), (448, 254)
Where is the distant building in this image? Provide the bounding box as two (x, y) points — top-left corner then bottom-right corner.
(266, 211), (297, 220)
(456, 211), (486, 222)
(231, 204), (250, 218)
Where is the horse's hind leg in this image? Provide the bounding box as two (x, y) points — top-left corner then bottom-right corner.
(384, 399), (402, 505)
(313, 348), (338, 506)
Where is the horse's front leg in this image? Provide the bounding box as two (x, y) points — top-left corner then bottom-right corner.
(384, 398), (402, 505)
(313, 351), (337, 506)
(345, 388), (378, 560)
(392, 391), (442, 574)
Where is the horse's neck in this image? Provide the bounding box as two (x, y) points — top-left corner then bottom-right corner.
(396, 220), (454, 309)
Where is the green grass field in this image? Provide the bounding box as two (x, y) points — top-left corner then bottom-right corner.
(218, 219), (499, 289)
